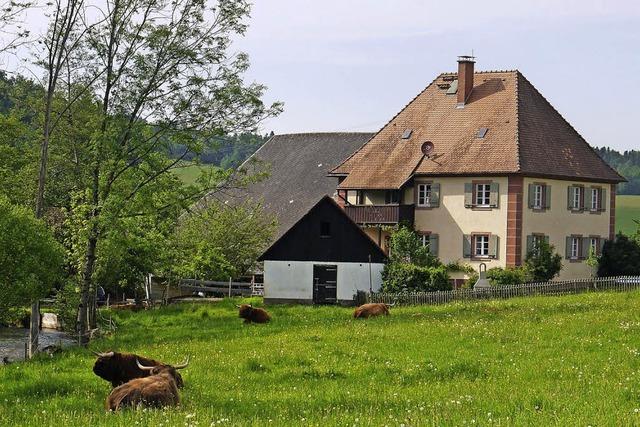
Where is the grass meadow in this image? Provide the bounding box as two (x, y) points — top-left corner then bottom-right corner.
(2, 292), (640, 426)
(617, 195), (640, 236)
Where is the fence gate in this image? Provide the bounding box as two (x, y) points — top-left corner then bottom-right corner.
(313, 265), (337, 304)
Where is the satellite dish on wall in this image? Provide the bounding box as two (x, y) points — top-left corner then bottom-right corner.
(421, 141), (434, 157)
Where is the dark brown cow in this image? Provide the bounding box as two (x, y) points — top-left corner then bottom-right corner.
(105, 358), (188, 411)
(236, 304), (271, 324)
(353, 302), (395, 319)
(92, 351), (184, 388)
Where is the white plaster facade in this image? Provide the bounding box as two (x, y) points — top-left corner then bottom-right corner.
(264, 260), (384, 303)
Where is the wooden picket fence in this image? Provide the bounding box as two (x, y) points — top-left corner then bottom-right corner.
(368, 276), (640, 306)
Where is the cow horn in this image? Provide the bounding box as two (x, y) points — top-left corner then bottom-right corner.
(234, 304), (241, 308)
(174, 356), (189, 369)
(92, 350), (114, 358)
(387, 301), (396, 307)
(136, 359), (155, 371)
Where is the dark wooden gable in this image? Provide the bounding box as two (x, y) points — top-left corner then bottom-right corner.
(259, 196), (387, 263)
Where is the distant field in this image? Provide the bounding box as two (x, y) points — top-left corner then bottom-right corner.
(3, 293), (640, 425)
(171, 163), (216, 186)
(617, 195), (640, 235)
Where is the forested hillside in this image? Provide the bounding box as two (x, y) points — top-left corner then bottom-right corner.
(595, 147), (640, 195)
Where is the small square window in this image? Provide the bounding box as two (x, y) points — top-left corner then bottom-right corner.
(476, 127), (489, 138)
(474, 235), (490, 257)
(591, 188), (599, 211)
(571, 237), (580, 259)
(475, 183), (491, 206)
(417, 184), (432, 206)
(320, 221), (331, 238)
(533, 185), (543, 208)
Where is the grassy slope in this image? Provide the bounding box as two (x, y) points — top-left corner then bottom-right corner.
(171, 163), (216, 186)
(617, 195), (640, 236)
(2, 293), (640, 426)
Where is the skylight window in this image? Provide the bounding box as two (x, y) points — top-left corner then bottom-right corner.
(401, 129), (412, 139)
(476, 127), (489, 138)
(446, 80), (458, 95)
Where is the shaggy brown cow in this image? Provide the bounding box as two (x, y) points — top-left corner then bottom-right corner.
(236, 304), (271, 324)
(105, 358), (188, 411)
(92, 351), (184, 388)
(353, 302), (395, 319)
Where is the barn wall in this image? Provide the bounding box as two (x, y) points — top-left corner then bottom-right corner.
(264, 260), (384, 304)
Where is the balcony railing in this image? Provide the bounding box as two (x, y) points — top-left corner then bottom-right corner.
(344, 204), (414, 225)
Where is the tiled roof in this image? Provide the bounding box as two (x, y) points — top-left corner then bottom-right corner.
(211, 132), (374, 240)
(333, 70), (624, 189)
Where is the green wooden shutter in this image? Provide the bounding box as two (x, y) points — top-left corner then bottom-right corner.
(464, 183), (473, 207)
(429, 234), (439, 256)
(544, 185), (551, 209)
(567, 186), (572, 210)
(489, 182), (499, 208)
(598, 238), (605, 255)
(431, 183), (440, 207)
(544, 235), (550, 244)
(584, 187), (592, 211)
(526, 235), (534, 255)
(565, 236), (572, 259)
(489, 235), (499, 259)
(463, 234), (472, 258)
(600, 188), (607, 212)
(528, 184), (535, 208)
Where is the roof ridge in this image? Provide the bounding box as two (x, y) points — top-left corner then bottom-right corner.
(517, 73), (624, 181)
(441, 69), (519, 75)
(330, 74), (442, 175)
(275, 131), (374, 137)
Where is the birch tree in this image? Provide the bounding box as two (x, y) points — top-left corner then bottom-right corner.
(71, 0), (281, 342)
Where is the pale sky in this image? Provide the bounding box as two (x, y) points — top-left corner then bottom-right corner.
(236, 0), (640, 151)
(3, 1), (640, 151)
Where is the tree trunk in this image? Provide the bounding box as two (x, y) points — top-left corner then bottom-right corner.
(26, 301), (40, 358)
(78, 226), (98, 346)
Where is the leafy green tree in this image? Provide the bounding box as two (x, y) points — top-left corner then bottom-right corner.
(388, 226), (440, 267)
(524, 240), (563, 282)
(598, 233), (640, 276)
(171, 201), (276, 280)
(0, 197), (64, 323)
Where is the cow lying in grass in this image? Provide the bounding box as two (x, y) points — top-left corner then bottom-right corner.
(353, 302), (395, 319)
(93, 351), (184, 388)
(106, 358), (188, 411)
(236, 304), (271, 324)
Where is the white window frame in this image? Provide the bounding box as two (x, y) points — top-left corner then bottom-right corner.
(591, 188), (599, 211)
(474, 234), (490, 257)
(589, 237), (598, 256)
(532, 235), (545, 251)
(572, 186), (581, 210)
(420, 234), (430, 249)
(570, 237), (580, 259)
(475, 183), (491, 206)
(417, 183), (432, 207)
(533, 184), (543, 209)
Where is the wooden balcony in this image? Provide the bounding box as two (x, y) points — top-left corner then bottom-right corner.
(344, 204), (414, 225)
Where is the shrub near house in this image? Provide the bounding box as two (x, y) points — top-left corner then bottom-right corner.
(381, 227), (451, 292)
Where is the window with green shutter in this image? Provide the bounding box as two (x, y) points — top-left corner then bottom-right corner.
(464, 181), (499, 209)
(416, 183), (440, 208)
(528, 183), (551, 210)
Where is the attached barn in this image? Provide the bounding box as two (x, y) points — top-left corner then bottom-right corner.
(259, 196), (387, 305)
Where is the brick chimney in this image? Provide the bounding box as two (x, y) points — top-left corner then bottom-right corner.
(457, 55), (475, 107)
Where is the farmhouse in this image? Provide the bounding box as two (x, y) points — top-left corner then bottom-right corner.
(330, 56), (625, 282)
(259, 196), (387, 304)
